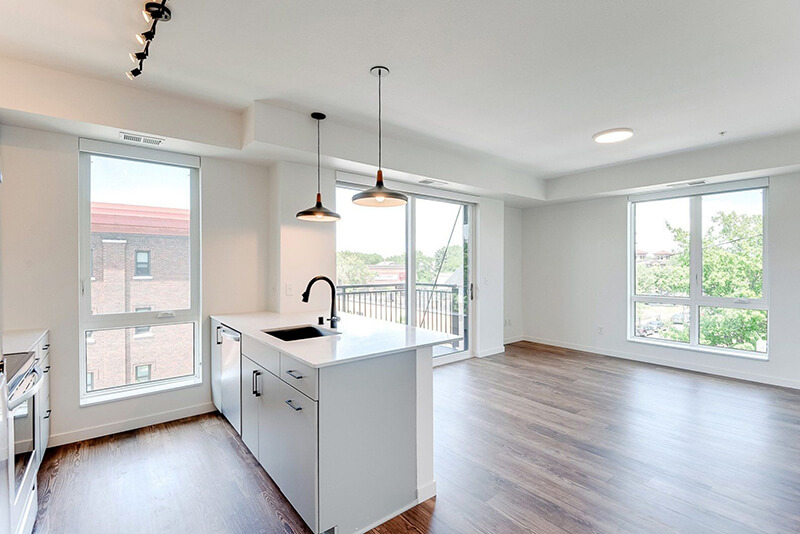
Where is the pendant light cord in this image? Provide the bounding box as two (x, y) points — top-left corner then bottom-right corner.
(317, 118), (321, 195)
(378, 69), (382, 171)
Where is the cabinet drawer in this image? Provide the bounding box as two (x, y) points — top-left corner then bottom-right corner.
(280, 354), (318, 400)
(241, 335), (279, 376)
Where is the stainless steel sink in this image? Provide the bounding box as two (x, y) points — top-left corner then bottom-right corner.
(262, 325), (339, 342)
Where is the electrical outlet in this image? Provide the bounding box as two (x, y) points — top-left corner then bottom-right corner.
(597, 326), (605, 335)
(285, 283), (294, 296)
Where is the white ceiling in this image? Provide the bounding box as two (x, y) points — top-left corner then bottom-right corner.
(3, 1), (800, 178)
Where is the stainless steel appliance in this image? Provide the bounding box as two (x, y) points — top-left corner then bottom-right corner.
(219, 326), (242, 433)
(4, 350), (42, 534)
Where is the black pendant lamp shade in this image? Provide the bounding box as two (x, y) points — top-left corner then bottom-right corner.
(352, 66), (408, 207)
(296, 112), (341, 222)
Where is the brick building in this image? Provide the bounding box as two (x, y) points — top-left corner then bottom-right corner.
(87, 203), (193, 391)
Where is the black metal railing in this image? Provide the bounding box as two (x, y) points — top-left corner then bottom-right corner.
(337, 283), (462, 335)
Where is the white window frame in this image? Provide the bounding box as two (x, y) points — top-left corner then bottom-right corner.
(78, 139), (202, 406)
(627, 177), (769, 359)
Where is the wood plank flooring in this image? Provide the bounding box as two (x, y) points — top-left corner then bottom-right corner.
(34, 342), (800, 533)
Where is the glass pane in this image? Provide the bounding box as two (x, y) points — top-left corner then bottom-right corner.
(90, 155), (191, 314)
(85, 323), (195, 392)
(702, 189), (764, 298)
(416, 198), (469, 354)
(699, 307), (767, 353)
(634, 198), (690, 297)
(634, 302), (690, 343)
(335, 186), (407, 324)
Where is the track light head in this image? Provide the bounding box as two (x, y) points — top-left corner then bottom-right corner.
(136, 28), (156, 45)
(126, 67), (142, 81)
(142, 2), (171, 23)
(129, 51), (148, 64)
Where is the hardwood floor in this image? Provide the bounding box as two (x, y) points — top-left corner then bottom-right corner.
(34, 342), (800, 533)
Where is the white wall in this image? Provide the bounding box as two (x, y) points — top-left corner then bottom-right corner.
(0, 125), (276, 444)
(503, 207), (524, 344)
(521, 173), (800, 389)
(475, 198), (505, 357)
(275, 161), (337, 314)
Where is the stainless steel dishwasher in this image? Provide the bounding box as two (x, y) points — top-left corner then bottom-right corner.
(219, 326), (242, 434)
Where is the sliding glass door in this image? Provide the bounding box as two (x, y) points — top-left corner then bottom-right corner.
(335, 184), (472, 356)
(414, 197), (470, 354)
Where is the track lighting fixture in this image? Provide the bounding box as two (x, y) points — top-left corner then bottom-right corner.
(129, 51), (148, 64)
(142, 1), (171, 23)
(126, 66), (143, 81)
(127, 0), (171, 80)
(136, 28), (156, 46)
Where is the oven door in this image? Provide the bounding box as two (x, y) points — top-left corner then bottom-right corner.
(8, 366), (42, 529)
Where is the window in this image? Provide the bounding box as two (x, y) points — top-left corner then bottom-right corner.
(79, 139), (201, 404)
(135, 251), (151, 277)
(134, 307), (152, 336)
(629, 179), (768, 357)
(135, 364), (152, 383)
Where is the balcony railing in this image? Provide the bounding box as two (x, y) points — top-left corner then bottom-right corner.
(337, 283), (463, 336)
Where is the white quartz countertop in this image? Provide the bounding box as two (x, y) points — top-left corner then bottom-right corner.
(3, 329), (48, 355)
(211, 311), (461, 368)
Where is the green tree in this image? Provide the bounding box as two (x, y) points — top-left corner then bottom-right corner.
(638, 211), (765, 351)
(336, 251), (375, 285)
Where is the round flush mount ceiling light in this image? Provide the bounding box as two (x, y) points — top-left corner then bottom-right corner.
(593, 128), (634, 144)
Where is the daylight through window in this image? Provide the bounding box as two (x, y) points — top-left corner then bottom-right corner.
(630, 181), (768, 355)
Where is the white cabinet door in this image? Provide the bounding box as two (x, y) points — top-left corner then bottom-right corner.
(210, 319), (222, 411)
(240, 356), (262, 456)
(257, 370), (282, 478)
(273, 380), (318, 533)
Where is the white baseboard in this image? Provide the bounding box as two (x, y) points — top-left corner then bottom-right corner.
(433, 351), (472, 367)
(476, 346), (505, 358)
(523, 336), (800, 390)
(48, 402), (217, 447)
(504, 335), (525, 344)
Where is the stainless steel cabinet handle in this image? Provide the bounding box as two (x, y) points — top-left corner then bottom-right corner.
(44, 366), (51, 373)
(285, 399), (302, 411)
(285, 370), (304, 380)
(216, 326), (222, 345)
(44, 410), (51, 420)
(42, 344), (50, 351)
(254, 371), (261, 397)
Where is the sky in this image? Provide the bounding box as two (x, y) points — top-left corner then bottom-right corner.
(91, 155), (190, 209)
(335, 186), (466, 257)
(635, 188), (763, 252)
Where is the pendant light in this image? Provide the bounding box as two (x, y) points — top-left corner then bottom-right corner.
(296, 112), (341, 222)
(352, 66), (408, 207)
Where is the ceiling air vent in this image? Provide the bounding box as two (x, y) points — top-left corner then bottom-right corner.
(667, 180), (707, 188)
(119, 132), (165, 146)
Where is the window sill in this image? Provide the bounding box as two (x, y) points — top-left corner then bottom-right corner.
(628, 336), (768, 361)
(132, 275), (153, 280)
(80, 375), (202, 407)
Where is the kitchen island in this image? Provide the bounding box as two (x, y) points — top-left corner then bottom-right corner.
(209, 311), (459, 534)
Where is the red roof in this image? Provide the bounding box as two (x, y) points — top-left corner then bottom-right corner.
(91, 203), (189, 236)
